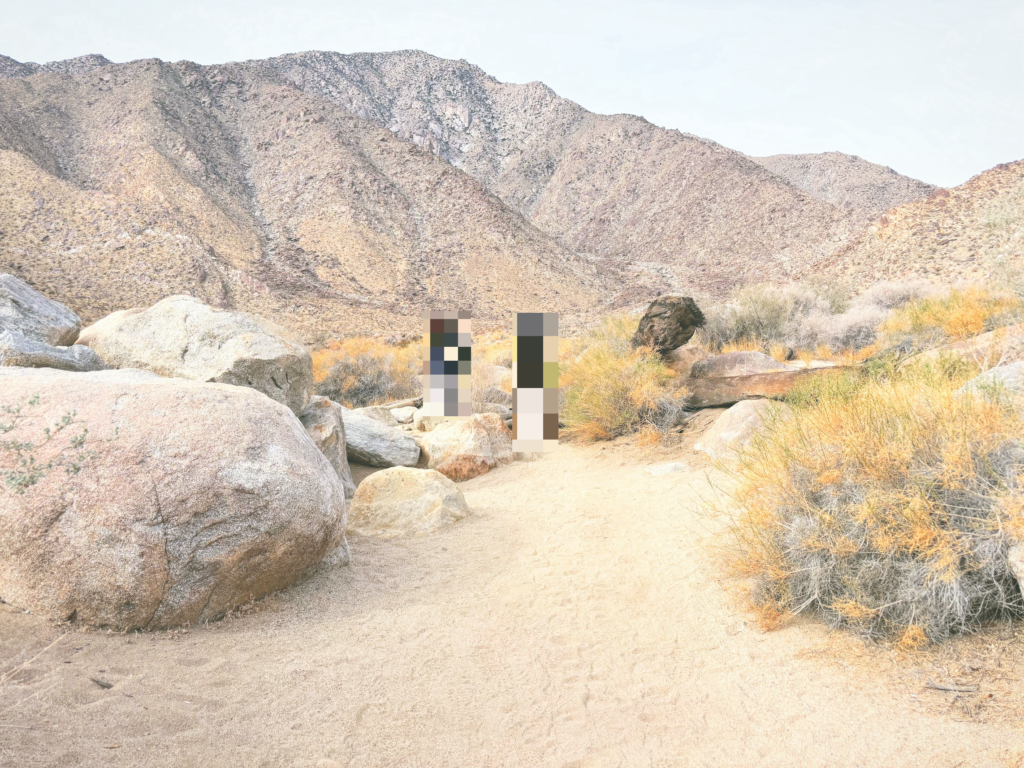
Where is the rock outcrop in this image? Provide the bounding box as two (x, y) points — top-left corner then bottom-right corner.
(690, 351), (790, 379)
(0, 329), (108, 372)
(353, 405), (400, 427)
(631, 296), (706, 354)
(676, 367), (840, 409)
(80, 296), (314, 415)
(300, 396), (357, 500)
(0, 368), (347, 631)
(347, 467), (470, 537)
(695, 399), (790, 459)
(341, 408), (421, 467)
(956, 362), (1024, 398)
(0, 273), (81, 346)
(417, 413), (512, 481)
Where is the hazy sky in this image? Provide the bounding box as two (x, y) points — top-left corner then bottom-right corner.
(2, 0), (1022, 187)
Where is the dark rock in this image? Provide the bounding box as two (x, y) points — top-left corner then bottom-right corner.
(631, 296), (705, 354)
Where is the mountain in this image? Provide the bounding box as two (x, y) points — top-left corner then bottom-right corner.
(751, 152), (936, 222)
(259, 50), (878, 296)
(0, 50), (952, 338)
(0, 55), (610, 340)
(814, 159), (1024, 286)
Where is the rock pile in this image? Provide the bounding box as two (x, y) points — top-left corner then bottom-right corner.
(0, 274), (107, 372)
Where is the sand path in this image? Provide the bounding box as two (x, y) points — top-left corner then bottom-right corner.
(1, 444), (1022, 767)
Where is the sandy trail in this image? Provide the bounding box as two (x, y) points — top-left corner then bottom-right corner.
(1, 444), (1022, 767)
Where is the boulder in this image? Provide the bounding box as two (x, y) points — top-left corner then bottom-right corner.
(417, 414), (511, 481)
(631, 296), (705, 353)
(0, 273), (81, 345)
(694, 399), (790, 460)
(690, 351), (791, 379)
(390, 406), (417, 424)
(0, 368), (347, 631)
(0, 329), (109, 372)
(75, 307), (143, 347)
(353, 405), (400, 427)
(956, 362), (1024, 398)
(79, 296), (313, 415)
(665, 345), (711, 377)
(341, 408), (420, 467)
(413, 408), (444, 432)
(674, 367), (841, 409)
(300, 396), (356, 500)
(477, 412), (514, 465)
(347, 467), (470, 537)
(478, 385), (512, 407)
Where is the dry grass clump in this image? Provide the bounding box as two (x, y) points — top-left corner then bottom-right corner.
(311, 337), (421, 408)
(559, 314), (682, 442)
(721, 361), (1024, 644)
(881, 285), (1023, 349)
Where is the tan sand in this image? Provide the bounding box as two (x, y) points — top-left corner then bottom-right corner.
(1, 444), (1022, 767)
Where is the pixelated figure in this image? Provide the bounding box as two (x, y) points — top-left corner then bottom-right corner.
(512, 312), (558, 453)
(422, 310), (472, 419)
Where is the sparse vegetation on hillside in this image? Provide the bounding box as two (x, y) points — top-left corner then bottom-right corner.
(718, 360), (1024, 645)
(559, 314), (682, 442)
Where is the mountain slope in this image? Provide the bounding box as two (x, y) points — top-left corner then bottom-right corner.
(0, 56), (609, 339)
(261, 50), (867, 296)
(814, 159), (1024, 286)
(751, 152), (936, 222)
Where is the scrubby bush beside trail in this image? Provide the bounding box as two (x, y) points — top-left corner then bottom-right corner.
(718, 361), (1024, 646)
(312, 337), (421, 408)
(559, 314), (683, 442)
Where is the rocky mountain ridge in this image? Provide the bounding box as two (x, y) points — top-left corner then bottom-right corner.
(1, 48), (999, 339)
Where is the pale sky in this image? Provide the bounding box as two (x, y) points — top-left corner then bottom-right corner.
(2, 0), (1022, 188)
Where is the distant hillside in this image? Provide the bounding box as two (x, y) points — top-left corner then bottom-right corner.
(0, 55), (610, 340)
(814, 159), (1024, 286)
(751, 152), (936, 222)
(0, 49), (980, 338)
(262, 50), (868, 297)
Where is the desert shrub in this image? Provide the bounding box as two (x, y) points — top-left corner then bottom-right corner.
(559, 313), (682, 441)
(880, 285), (1023, 349)
(697, 279), (933, 355)
(721, 361), (1024, 644)
(312, 337), (421, 407)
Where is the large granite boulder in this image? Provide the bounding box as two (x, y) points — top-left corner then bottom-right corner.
(417, 413), (512, 482)
(79, 296), (313, 415)
(347, 467), (470, 537)
(0, 368), (347, 631)
(300, 396), (357, 500)
(690, 351), (791, 379)
(694, 399), (791, 460)
(0, 329), (108, 372)
(341, 407), (420, 467)
(0, 273), (81, 346)
(631, 296), (705, 354)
